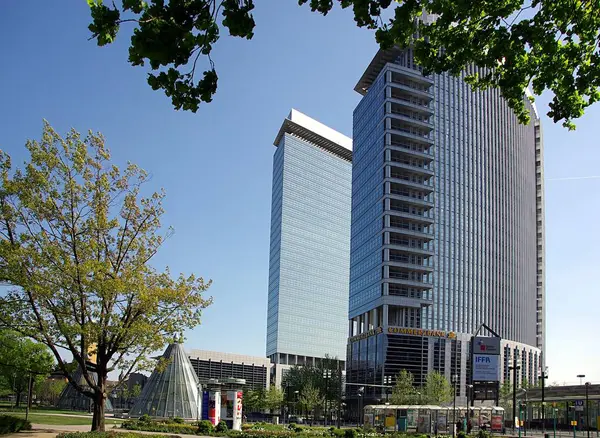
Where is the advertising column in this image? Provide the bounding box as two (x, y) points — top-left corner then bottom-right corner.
(208, 391), (221, 426)
(232, 391), (243, 431)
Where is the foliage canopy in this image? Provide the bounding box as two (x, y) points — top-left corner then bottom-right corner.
(89, 0), (600, 128)
(0, 330), (55, 407)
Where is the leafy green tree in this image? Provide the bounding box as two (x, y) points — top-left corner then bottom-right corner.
(283, 355), (342, 404)
(499, 380), (513, 412)
(89, 0), (600, 128)
(242, 388), (265, 413)
(123, 382), (142, 407)
(0, 122), (212, 431)
(390, 370), (417, 405)
(0, 330), (55, 407)
(298, 382), (323, 426)
(35, 378), (67, 406)
(130, 383), (142, 399)
(423, 371), (452, 405)
(264, 386), (285, 412)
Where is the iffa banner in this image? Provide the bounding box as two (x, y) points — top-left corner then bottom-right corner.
(473, 354), (501, 381)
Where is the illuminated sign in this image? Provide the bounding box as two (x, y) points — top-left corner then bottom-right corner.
(387, 327), (454, 338)
(348, 327), (383, 343)
(349, 326), (457, 342)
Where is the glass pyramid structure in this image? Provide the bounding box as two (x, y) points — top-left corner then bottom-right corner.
(129, 342), (200, 419)
(56, 365), (114, 412)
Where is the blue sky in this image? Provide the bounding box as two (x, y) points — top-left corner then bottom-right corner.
(1, 1), (599, 385)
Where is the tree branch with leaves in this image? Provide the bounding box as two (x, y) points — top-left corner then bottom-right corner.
(88, 0), (255, 112)
(89, 0), (600, 128)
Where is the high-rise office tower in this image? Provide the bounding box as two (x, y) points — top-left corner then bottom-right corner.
(267, 109), (352, 369)
(347, 48), (545, 404)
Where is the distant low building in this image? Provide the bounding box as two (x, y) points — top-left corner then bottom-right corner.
(127, 372), (148, 393)
(188, 350), (271, 391)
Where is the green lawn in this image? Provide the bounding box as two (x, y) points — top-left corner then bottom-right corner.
(1, 411), (123, 426)
(0, 408), (91, 416)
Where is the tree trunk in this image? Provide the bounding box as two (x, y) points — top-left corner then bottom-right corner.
(15, 391), (21, 408)
(91, 391), (106, 432)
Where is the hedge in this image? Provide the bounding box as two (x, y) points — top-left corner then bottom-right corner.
(0, 415), (32, 435)
(122, 419), (197, 434)
(58, 432), (171, 438)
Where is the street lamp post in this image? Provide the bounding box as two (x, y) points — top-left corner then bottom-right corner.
(553, 408), (558, 438)
(577, 375), (586, 434)
(294, 390), (299, 417)
(357, 387), (364, 428)
(383, 376), (392, 403)
(509, 356), (521, 434)
(323, 370), (332, 426)
(285, 382), (292, 425)
(452, 374), (458, 438)
(585, 382), (591, 438)
(523, 389), (528, 437)
(337, 363), (343, 428)
(466, 384), (473, 419)
(540, 367), (548, 435)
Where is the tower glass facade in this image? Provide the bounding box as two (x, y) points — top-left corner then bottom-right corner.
(347, 49), (544, 403)
(267, 109), (352, 366)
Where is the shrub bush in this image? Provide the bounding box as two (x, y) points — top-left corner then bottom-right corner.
(343, 429), (357, 438)
(57, 433), (170, 438)
(0, 415), (32, 434)
(198, 420), (215, 434)
(216, 422), (229, 433)
(121, 419), (196, 434)
(327, 428), (344, 438)
(138, 414), (152, 423)
(173, 417), (185, 424)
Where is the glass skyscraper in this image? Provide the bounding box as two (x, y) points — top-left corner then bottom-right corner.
(347, 48), (545, 404)
(266, 109), (352, 366)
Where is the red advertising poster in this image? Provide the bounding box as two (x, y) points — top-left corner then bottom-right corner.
(491, 415), (503, 431)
